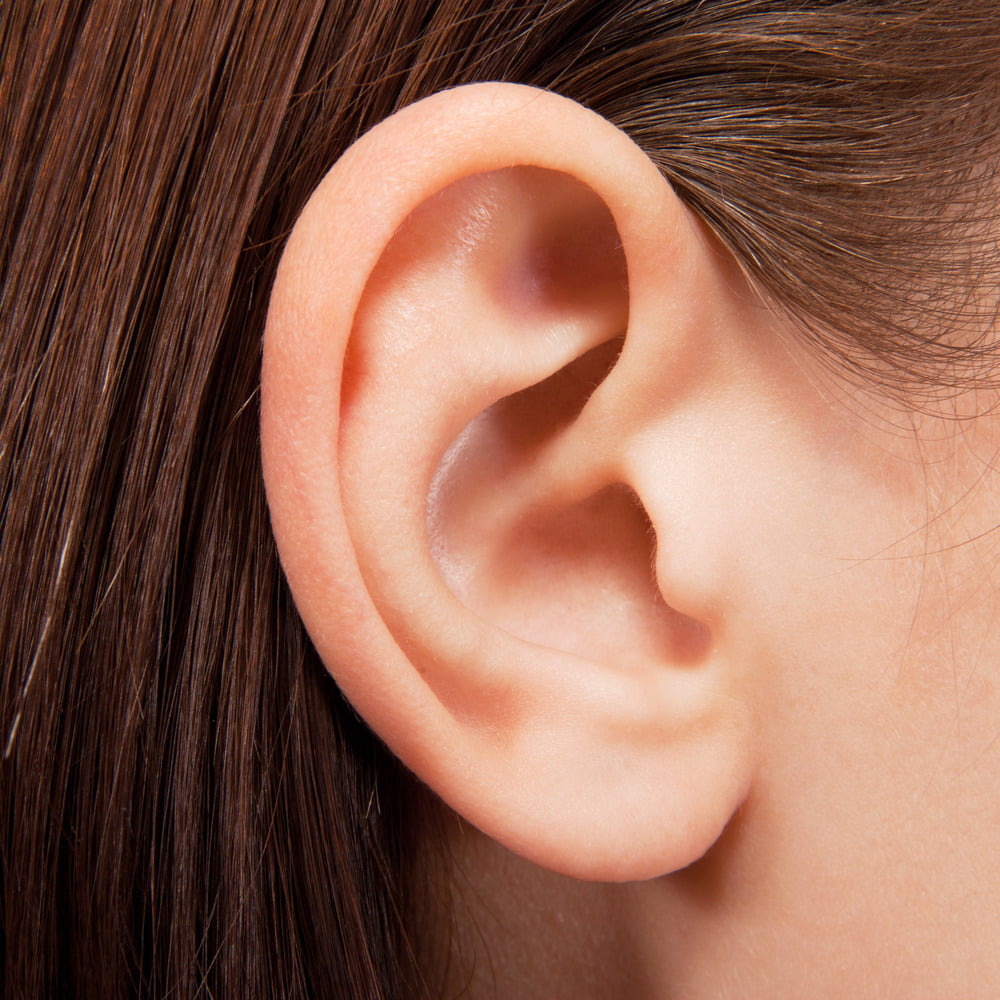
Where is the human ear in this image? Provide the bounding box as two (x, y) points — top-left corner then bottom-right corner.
(261, 83), (759, 881)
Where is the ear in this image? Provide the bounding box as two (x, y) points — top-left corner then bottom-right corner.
(261, 83), (760, 881)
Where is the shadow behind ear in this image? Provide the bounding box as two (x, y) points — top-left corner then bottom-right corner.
(262, 84), (756, 881)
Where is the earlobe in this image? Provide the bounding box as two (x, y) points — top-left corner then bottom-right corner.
(262, 83), (757, 881)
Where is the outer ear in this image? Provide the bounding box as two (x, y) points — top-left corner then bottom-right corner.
(262, 83), (758, 881)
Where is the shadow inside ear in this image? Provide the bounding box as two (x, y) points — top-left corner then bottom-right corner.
(428, 327), (711, 675)
(490, 335), (627, 445)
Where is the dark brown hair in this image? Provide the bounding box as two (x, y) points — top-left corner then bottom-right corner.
(2, 2), (998, 997)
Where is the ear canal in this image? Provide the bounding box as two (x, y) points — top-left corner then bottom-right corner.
(428, 342), (713, 672)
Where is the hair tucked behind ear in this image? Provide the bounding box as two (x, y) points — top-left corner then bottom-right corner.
(2, 2), (998, 998)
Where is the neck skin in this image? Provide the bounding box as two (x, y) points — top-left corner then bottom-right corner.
(437, 389), (1000, 999)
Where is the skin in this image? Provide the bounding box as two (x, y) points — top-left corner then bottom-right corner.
(263, 84), (1000, 998)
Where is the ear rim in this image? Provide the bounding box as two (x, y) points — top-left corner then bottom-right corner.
(261, 83), (756, 881)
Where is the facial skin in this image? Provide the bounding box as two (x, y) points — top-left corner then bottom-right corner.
(262, 83), (1000, 998)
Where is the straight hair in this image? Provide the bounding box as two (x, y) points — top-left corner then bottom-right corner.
(2, 2), (999, 996)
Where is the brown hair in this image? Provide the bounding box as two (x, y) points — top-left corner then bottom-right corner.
(2, 2), (998, 997)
